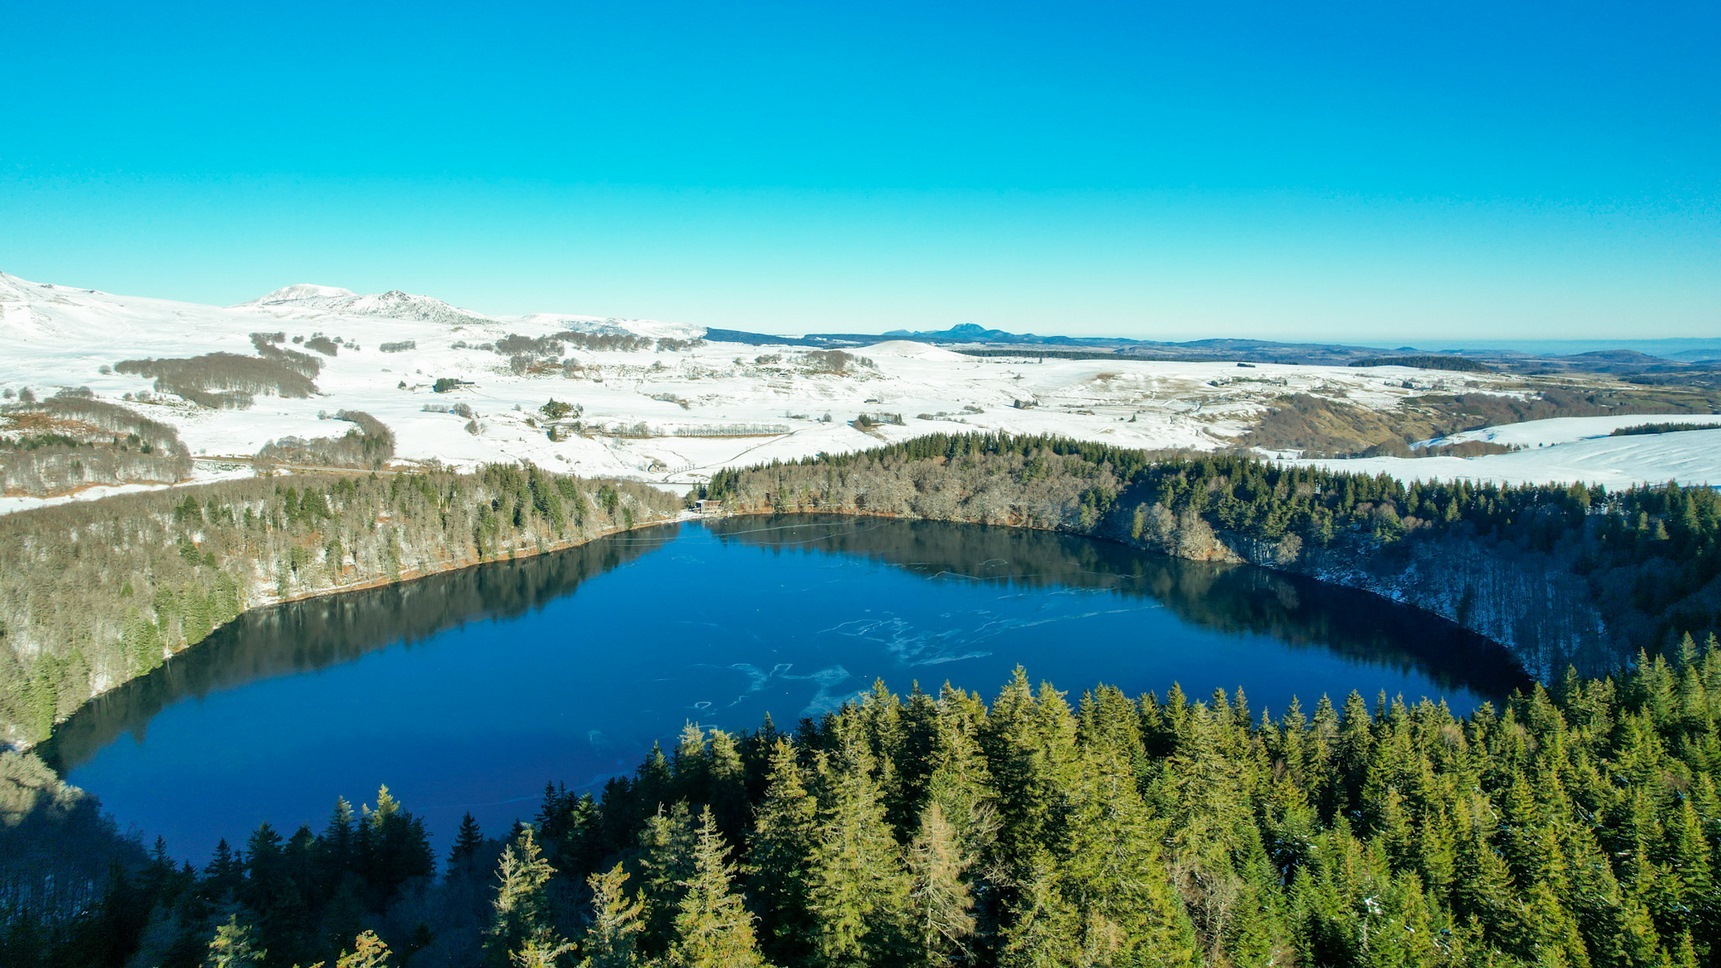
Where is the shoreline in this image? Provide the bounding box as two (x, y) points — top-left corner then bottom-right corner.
(20, 491), (1582, 756)
(704, 504), (1572, 682)
(12, 505), (699, 754)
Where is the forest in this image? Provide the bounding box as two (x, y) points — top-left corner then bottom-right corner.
(1348, 355), (1494, 373)
(8, 645), (1721, 967)
(1240, 384), (1721, 457)
(706, 433), (1721, 666)
(255, 411), (398, 471)
(0, 465), (683, 746)
(110, 335), (327, 410)
(4, 433), (1721, 965)
(0, 391), (193, 496)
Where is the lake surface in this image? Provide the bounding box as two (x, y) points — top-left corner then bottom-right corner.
(49, 516), (1526, 860)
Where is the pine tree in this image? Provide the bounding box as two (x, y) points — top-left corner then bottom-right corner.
(925, 689), (999, 864)
(1057, 740), (1197, 967)
(746, 740), (819, 961)
(484, 826), (568, 968)
(450, 812), (486, 873)
(906, 803), (976, 966)
(204, 914), (264, 968)
(335, 929), (392, 967)
(806, 740), (911, 966)
(1450, 795), (1523, 947)
(997, 852), (1079, 967)
(319, 796), (357, 890)
(360, 785), (434, 907)
(242, 822), (287, 915)
(667, 807), (766, 968)
(204, 838), (244, 903)
(638, 801), (698, 952)
(579, 863), (646, 968)
(704, 728), (749, 840)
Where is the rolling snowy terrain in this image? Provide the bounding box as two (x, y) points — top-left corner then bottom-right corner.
(1299, 415), (1721, 491)
(2, 271), (1716, 514)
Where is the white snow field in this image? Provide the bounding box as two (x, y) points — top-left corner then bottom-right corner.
(2, 270), (1716, 513)
(1300, 416), (1721, 491)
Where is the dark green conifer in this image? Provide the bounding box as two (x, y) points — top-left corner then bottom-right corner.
(746, 740), (819, 961)
(668, 807), (766, 968)
(806, 738), (911, 966)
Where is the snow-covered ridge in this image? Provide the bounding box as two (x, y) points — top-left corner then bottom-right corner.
(240, 283), (359, 305)
(232, 280), (704, 338)
(239, 284), (497, 328)
(1, 269), (1716, 517)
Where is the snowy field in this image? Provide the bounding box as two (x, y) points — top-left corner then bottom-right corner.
(1299, 416), (1721, 491)
(3, 271), (1717, 514)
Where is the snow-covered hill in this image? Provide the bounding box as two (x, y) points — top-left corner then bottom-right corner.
(240, 284), (501, 328)
(1300, 416), (1721, 491)
(1, 271), (1715, 514)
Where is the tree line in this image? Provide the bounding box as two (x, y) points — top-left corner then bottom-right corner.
(1611, 422), (1721, 438)
(704, 433), (1721, 671)
(256, 411), (398, 471)
(1240, 385), (1721, 457)
(12, 642), (1721, 966)
(0, 465), (683, 746)
(0, 391), (192, 496)
(1349, 355), (1494, 373)
(112, 335), (326, 410)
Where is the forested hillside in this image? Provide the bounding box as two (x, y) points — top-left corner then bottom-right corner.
(0, 466), (682, 745)
(706, 434), (1721, 676)
(0, 391), (192, 496)
(13, 648), (1721, 967)
(7, 433), (1721, 966)
(1240, 383), (1721, 457)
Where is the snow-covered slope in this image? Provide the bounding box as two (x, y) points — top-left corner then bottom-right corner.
(240, 284), (497, 327)
(241, 283), (359, 305)
(1301, 415), (1721, 490)
(1, 271), (1714, 515)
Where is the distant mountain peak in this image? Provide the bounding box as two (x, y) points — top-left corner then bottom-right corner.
(237, 284), (495, 326)
(243, 283), (359, 306)
(881, 322), (1044, 343)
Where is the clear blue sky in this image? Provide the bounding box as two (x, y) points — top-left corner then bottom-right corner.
(3, 1), (1716, 339)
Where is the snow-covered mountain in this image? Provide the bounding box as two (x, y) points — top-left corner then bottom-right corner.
(3, 270), (1717, 517)
(232, 282), (707, 339)
(240, 284), (499, 328)
(240, 283), (359, 305)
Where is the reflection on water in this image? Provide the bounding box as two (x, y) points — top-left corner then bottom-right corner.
(50, 515), (1528, 861)
(45, 526), (680, 772)
(706, 516), (1529, 698)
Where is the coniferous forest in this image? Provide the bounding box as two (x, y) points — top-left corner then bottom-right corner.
(2, 434), (1720, 966)
(707, 434), (1721, 673)
(0, 465), (683, 746)
(8, 651), (1721, 967)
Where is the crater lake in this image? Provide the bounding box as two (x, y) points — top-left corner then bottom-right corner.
(47, 515), (1527, 859)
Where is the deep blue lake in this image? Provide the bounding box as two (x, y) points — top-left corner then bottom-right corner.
(49, 516), (1526, 860)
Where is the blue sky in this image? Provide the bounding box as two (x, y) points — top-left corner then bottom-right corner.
(3, 1), (1716, 339)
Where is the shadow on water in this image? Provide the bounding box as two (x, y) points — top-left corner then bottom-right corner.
(39, 514), (1540, 863)
(42, 524), (683, 774)
(46, 515), (1533, 782)
(705, 515), (1532, 702)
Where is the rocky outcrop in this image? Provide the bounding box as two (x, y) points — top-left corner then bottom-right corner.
(1113, 497), (1611, 680)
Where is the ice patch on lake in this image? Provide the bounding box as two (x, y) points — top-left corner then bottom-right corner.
(722, 661), (857, 717)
